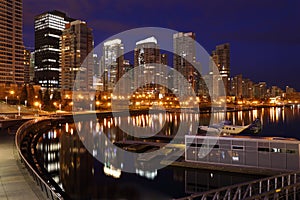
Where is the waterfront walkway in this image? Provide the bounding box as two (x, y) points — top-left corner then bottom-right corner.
(0, 132), (46, 200)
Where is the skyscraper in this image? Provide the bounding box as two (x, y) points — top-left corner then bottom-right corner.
(34, 10), (74, 89)
(60, 20), (93, 93)
(29, 52), (35, 83)
(212, 43), (230, 95)
(242, 78), (253, 99)
(0, 0), (24, 85)
(101, 39), (124, 92)
(173, 32), (198, 95)
(134, 37), (161, 66)
(230, 74), (243, 98)
(24, 49), (31, 84)
(134, 37), (167, 93)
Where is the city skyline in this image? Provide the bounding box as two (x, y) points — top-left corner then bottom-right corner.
(22, 0), (300, 90)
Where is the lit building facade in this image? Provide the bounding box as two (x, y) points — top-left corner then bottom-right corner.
(253, 82), (267, 99)
(29, 52), (35, 83)
(60, 20), (94, 93)
(101, 39), (124, 92)
(0, 0), (25, 85)
(212, 43), (230, 95)
(134, 37), (167, 94)
(230, 74), (243, 99)
(24, 49), (31, 84)
(173, 32), (198, 95)
(242, 78), (253, 99)
(34, 10), (74, 89)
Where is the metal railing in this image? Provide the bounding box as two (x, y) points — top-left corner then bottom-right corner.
(15, 118), (64, 200)
(176, 171), (300, 200)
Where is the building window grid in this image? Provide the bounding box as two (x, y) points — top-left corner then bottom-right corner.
(186, 136), (300, 170)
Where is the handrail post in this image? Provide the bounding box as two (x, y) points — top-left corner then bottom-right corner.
(259, 181), (262, 194)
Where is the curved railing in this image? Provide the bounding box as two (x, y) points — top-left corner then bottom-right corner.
(175, 171), (300, 200)
(15, 118), (64, 200)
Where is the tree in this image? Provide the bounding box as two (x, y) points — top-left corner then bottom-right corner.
(52, 90), (61, 102)
(27, 85), (35, 106)
(20, 85), (28, 105)
(38, 89), (43, 101)
(43, 89), (50, 108)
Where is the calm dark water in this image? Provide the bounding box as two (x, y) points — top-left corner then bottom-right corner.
(36, 106), (300, 199)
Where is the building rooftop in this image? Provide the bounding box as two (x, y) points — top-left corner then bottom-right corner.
(136, 36), (157, 45)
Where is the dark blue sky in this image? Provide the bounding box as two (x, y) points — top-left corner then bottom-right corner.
(23, 0), (300, 90)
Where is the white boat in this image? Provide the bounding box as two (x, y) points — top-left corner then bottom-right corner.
(199, 118), (262, 135)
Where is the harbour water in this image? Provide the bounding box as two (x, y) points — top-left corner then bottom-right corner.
(36, 106), (300, 199)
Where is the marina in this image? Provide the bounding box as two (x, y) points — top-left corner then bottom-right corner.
(20, 106), (300, 199)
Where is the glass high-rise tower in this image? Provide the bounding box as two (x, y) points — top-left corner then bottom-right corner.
(60, 20), (94, 93)
(173, 32), (198, 95)
(102, 39), (124, 92)
(212, 43), (230, 95)
(34, 10), (74, 89)
(134, 37), (167, 94)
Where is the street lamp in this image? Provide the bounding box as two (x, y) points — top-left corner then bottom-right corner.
(18, 106), (20, 117)
(34, 101), (40, 117)
(5, 96), (7, 104)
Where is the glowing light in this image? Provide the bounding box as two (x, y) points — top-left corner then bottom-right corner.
(34, 101), (40, 107)
(103, 165), (121, 178)
(65, 123), (69, 133)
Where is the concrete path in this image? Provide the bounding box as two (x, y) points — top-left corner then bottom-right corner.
(0, 132), (46, 200)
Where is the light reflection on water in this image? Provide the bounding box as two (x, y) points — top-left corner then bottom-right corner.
(36, 106), (300, 199)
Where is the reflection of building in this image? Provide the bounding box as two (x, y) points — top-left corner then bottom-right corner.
(36, 130), (61, 184)
(212, 43), (230, 95)
(60, 20), (94, 93)
(102, 39), (124, 92)
(186, 135), (300, 171)
(173, 32), (198, 95)
(60, 123), (94, 199)
(185, 169), (256, 194)
(34, 10), (74, 89)
(0, 0), (25, 85)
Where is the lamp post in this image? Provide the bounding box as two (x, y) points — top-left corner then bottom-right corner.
(18, 106), (20, 117)
(34, 101), (40, 117)
(5, 96), (7, 104)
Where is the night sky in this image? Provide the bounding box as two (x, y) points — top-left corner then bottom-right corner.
(23, 0), (300, 90)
